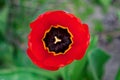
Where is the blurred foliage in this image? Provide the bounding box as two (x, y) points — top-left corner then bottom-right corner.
(93, 20), (104, 33)
(93, 0), (112, 6)
(117, 10), (120, 21)
(116, 68), (120, 80)
(0, 0), (119, 80)
(0, 0), (5, 9)
(92, 0), (112, 12)
(87, 48), (110, 80)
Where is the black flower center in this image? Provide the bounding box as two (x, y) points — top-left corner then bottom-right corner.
(43, 25), (73, 55)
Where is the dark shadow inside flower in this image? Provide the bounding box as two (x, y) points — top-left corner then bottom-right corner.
(43, 25), (73, 55)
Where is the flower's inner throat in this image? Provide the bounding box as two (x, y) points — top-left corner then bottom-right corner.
(42, 25), (73, 55)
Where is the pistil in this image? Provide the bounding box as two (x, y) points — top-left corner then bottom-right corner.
(54, 36), (61, 44)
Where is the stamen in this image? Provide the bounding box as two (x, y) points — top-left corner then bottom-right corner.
(54, 36), (61, 44)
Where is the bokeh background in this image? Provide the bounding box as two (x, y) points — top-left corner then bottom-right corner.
(0, 0), (120, 80)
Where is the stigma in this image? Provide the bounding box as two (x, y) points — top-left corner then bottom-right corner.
(54, 36), (62, 44)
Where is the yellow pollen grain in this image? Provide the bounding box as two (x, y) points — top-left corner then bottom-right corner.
(54, 36), (61, 44)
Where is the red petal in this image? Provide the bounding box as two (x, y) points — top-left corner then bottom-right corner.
(27, 48), (59, 71)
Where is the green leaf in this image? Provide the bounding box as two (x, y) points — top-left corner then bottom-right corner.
(0, 0), (5, 9)
(0, 68), (55, 80)
(0, 31), (4, 42)
(14, 49), (34, 67)
(94, 20), (104, 33)
(115, 68), (120, 80)
(0, 42), (13, 68)
(38, 0), (47, 5)
(99, 0), (112, 7)
(60, 67), (69, 80)
(87, 48), (110, 80)
(0, 6), (8, 34)
(71, 36), (98, 80)
(117, 10), (120, 21)
(60, 63), (73, 80)
(92, 0), (111, 12)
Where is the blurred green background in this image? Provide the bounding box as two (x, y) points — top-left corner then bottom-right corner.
(0, 0), (120, 80)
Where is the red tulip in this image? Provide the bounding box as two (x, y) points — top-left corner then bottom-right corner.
(27, 10), (90, 71)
